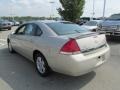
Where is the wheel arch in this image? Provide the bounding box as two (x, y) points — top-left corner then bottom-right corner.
(7, 38), (10, 43)
(33, 50), (51, 70)
(33, 50), (46, 62)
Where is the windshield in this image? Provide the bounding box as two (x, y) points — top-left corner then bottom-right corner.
(107, 14), (120, 20)
(84, 21), (97, 26)
(46, 22), (89, 35)
(107, 18), (120, 20)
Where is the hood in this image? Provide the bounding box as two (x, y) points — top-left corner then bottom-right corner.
(81, 25), (97, 30)
(101, 20), (120, 26)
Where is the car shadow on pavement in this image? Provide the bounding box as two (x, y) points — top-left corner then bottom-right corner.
(0, 47), (96, 90)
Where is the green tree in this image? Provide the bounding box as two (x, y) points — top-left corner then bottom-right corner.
(58, 0), (85, 22)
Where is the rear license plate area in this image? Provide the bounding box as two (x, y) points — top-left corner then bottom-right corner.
(98, 55), (105, 61)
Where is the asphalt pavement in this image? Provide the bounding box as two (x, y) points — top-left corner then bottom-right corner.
(0, 27), (120, 90)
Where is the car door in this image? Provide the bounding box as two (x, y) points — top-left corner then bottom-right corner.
(19, 23), (42, 60)
(11, 25), (26, 53)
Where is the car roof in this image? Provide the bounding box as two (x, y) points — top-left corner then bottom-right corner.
(27, 20), (72, 24)
(41, 20), (56, 23)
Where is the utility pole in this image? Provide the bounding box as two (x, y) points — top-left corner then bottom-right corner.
(92, 0), (95, 20)
(49, 1), (55, 19)
(10, 3), (15, 20)
(103, 0), (106, 19)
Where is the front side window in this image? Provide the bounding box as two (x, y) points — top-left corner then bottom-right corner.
(46, 22), (89, 35)
(15, 25), (26, 35)
(15, 24), (42, 36)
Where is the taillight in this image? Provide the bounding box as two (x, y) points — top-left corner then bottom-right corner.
(60, 39), (80, 55)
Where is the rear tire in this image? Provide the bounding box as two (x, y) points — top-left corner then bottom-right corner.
(34, 53), (50, 77)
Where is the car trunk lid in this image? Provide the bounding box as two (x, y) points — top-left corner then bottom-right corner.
(65, 32), (106, 53)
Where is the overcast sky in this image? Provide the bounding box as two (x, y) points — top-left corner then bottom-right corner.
(0, 0), (120, 17)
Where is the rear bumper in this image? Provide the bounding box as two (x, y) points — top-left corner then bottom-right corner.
(49, 45), (110, 76)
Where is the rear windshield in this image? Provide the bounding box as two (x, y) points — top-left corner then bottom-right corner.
(46, 22), (89, 35)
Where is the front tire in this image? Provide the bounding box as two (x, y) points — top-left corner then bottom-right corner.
(35, 53), (50, 77)
(8, 27), (11, 30)
(8, 41), (14, 53)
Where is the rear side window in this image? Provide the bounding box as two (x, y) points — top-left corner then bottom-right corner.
(24, 24), (34, 35)
(46, 22), (89, 35)
(32, 24), (42, 36)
